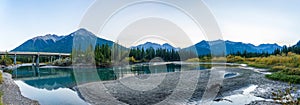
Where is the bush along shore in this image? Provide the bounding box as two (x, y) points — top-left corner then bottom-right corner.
(186, 52), (300, 84)
(230, 52), (300, 84)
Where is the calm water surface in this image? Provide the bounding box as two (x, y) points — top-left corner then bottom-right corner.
(12, 63), (211, 105)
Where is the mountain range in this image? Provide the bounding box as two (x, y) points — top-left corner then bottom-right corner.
(296, 41), (300, 47)
(130, 42), (179, 51)
(12, 28), (294, 55)
(11, 29), (113, 53)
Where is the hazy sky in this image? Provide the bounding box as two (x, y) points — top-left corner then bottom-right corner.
(0, 0), (300, 51)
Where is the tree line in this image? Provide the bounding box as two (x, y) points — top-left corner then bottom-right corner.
(128, 48), (180, 62)
(229, 45), (300, 58)
(280, 45), (300, 55)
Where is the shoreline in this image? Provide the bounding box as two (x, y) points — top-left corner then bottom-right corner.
(0, 71), (39, 105)
(75, 66), (300, 105)
(5, 62), (300, 104)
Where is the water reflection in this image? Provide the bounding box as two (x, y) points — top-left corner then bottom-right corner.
(12, 63), (210, 105)
(13, 63), (210, 90)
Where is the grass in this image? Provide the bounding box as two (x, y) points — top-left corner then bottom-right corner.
(266, 72), (300, 84)
(228, 52), (300, 84)
(246, 62), (269, 68)
(186, 53), (300, 84)
(270, 66), (287, 72)
(0, 91), (3, 105)
(0, 72), (3, 84)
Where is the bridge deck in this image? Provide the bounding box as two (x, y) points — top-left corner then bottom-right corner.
(0, 52), (70, 56)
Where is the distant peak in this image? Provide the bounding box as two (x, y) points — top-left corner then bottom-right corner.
(258, 43), (280, 47)
(162, 43), (170, 45)
(77, 28), (88, 32)
(32, 34), (62, 42)
(74, 28), (89, 33)
(296, 40), (300, 46)
(144, 42), (156, 44)
(132, 42), (178, 50)
(72, 28), (96, 37)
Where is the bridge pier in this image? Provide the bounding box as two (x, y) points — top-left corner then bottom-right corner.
(14, 54), (17, 65)
(35, 55), (39, 67)
(0, 52), (70, 66)
(59, 54), (62, 60)
(50, 56), (53, 63)
(32, 56), (35, 66)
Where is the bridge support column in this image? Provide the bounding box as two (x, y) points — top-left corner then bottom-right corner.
(32, 56), (35, 66)
(50, 56), (53, 63)
(35, 55), (39, 67)
(14, 54), (17, 65)
(59, 54), (62, 60)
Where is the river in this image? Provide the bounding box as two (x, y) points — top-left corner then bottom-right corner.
(10, 63), (293, 105)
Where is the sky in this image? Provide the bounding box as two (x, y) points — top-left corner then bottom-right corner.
(0, 0), (300, 50)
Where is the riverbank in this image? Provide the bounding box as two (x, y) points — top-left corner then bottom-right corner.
(76, 66), (300, 105)
(0, 71), (39, 105)
(2, 63), (47, 70)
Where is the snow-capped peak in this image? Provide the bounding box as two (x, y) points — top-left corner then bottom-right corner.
(32, 34), (63, 42)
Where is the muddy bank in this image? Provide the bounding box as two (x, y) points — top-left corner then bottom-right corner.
(0, 71), (39, 105)
(75, 67), (300, 105)
(74, 68), (239, 104)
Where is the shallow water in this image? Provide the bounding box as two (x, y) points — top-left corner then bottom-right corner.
(12, 63), (209, 105)
(12, 63), (271, 105)
(212, 85), (265, 105)
(224, 72), (239, 78)
(15, 80), (88, 105)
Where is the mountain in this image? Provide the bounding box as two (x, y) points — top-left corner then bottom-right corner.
(295, 41), (300, 47)
(131, 42), (179, 51)
(12, 28), (284, 55)
(11, 28), (114, 53)
(184, 40), (282, 55)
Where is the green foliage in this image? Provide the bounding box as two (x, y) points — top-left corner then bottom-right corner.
(125, 56), (136, 63)
(270, 66), (287, 72)
(129, 48), (180, 62)
(53, 57), (72, 66)
(281, 68), (300, 75)
(0, 52), (13, 66)
(186, 58), (200, 62)
(246, 62), (269, 68)
(287, 45), (300, 54)
(230, 50), (270, 58)
(94, 43), (111, 66)
(0, 90), (3, 105)
(229, 52), (300, 84)
(0, 72), (3, 84)
(266, 72), (300, 84)
(227, 55), (245, 63)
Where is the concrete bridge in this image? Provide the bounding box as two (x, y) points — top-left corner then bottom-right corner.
(0, 52), (70, 66)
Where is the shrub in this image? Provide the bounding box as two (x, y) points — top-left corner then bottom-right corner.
(247, 62), (269, 68)
(211, 57), (225, 62)
(186, 58), (200, 62)
(125, 56), (136, 63)
(53, 57), (72, 66)
(0, 56), (13, 66)
(227, 55), (245, 63)
(266, 72), (300, 84)
(0, 72), (3, 84)
(270, 66), (286, 72)
(282, 68), (300, 75)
